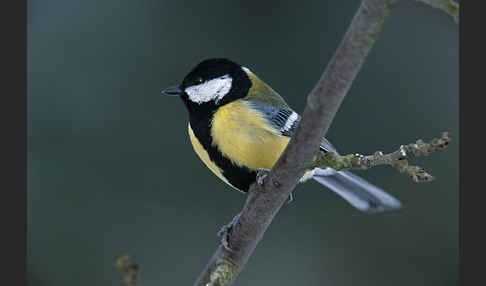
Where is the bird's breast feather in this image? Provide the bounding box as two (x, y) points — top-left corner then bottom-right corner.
(210, 100), (290, 171)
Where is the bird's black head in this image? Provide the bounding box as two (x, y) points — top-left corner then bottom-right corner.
(163, 58), (252, 119)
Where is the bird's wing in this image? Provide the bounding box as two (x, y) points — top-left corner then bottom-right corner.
(243, 67), (291, 110)
(245, 99), (337, 153)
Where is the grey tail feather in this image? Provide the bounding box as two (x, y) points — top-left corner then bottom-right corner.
(312, 169), (402, 213)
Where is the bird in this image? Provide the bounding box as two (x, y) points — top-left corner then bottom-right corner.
(162, 58), (401, 213)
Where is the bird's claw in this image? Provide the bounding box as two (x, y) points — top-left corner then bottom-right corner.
(256, 168), (270, 185)
(217, 212), (242, 252)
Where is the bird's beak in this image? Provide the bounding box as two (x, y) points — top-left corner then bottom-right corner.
(161, 86), (183, 96)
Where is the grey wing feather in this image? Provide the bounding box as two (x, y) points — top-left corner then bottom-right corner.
(246, 100), (336, 153)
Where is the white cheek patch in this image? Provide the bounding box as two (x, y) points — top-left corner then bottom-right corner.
(185, 74), (233, 104)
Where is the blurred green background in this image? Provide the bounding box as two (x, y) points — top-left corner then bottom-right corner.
(28, 0), (458, 285)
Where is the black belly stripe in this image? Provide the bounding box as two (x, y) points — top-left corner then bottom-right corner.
(189, 115), (257, 192)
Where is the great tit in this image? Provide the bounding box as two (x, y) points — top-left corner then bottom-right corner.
(162, 58), (401, 213)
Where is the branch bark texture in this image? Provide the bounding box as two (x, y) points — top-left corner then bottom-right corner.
(194, 1), (397, 285)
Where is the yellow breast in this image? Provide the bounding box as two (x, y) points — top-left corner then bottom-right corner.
(210, 100), (290, 171)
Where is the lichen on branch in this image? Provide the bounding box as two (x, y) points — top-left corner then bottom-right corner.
(206, 258), (240, 286)
(311, 132), (452, 182)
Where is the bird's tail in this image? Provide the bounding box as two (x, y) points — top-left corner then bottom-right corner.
(311, 168), (402, 213)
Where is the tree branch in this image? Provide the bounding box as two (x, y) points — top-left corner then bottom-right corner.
(416, 0), (459, 23)
(194, 1), (399, 285)
(311, 132), (452, 183)
(115, 254), (140, 286)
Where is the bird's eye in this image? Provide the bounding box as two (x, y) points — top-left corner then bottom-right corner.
(196, 77), (203, 84)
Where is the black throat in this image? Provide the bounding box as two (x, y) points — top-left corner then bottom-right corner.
(188, 111), (257, 193)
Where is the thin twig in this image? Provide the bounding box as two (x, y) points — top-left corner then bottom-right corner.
(115, 254), (140, 286)
(416, 0), (459, 23)
(311, 132), (452, 182)
(194, 1), (398, 285)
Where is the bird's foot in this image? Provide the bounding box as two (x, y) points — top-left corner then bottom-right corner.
(256, 168), (271, 185)
(217, 212), (242, 252)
